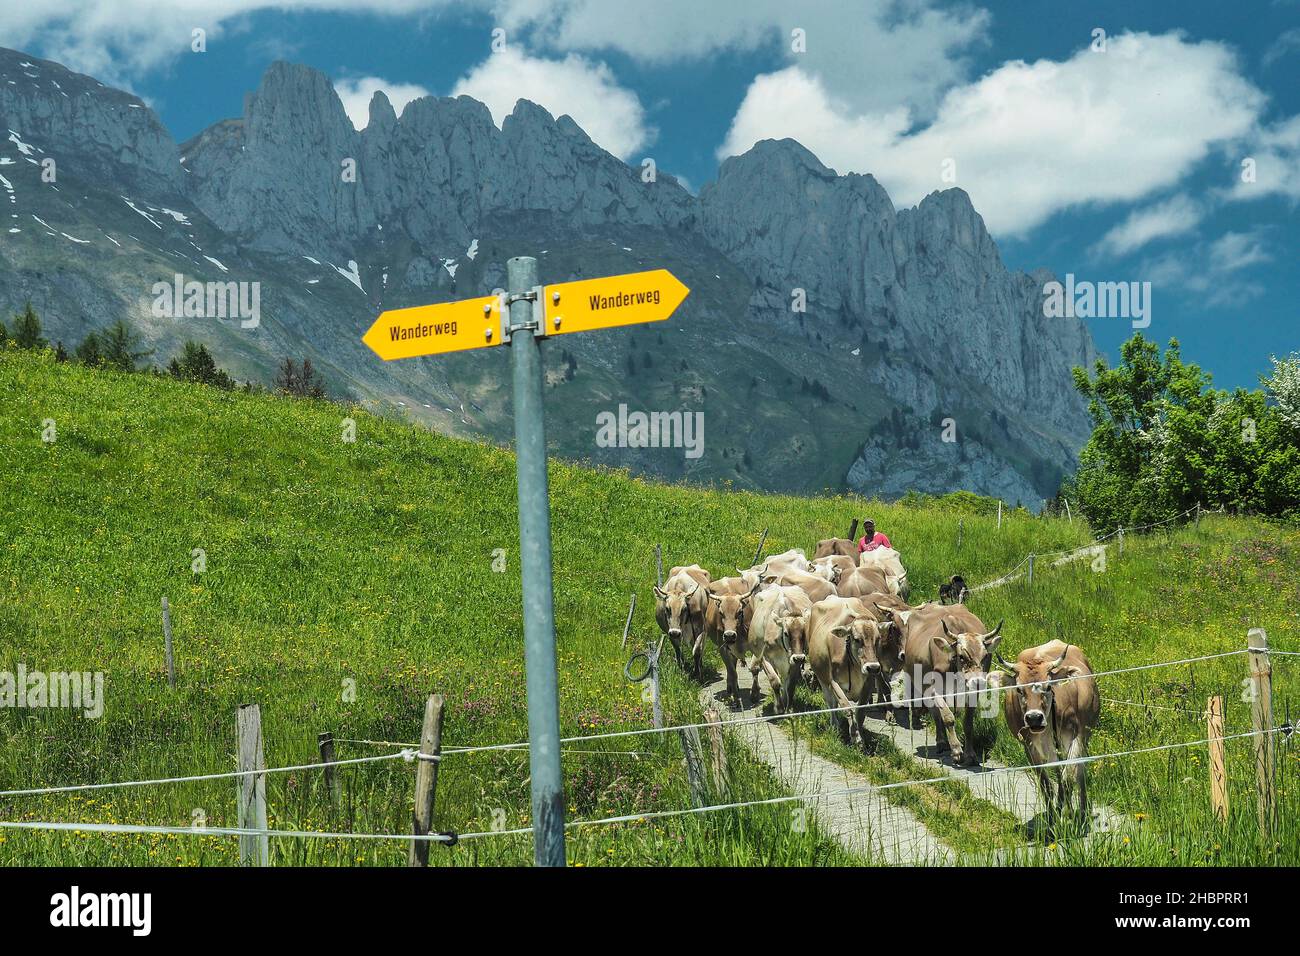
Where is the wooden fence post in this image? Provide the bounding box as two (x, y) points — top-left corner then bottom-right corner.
(318, 732), (340, 809)
(161, 595), (175, 688)
(678, 725), (708, 808)
(236, 703), (268, 867)
(956, 519), (963, 550)
(1118, 527), (1124, 555)
(1206, 696), (1228, 823)
(751, 528), (769, 568)
(996, 500), (1002, 530)
(1247, 629), (1275, 838)
(409, 693), (446, 867)
(1195, 501), (1201, 530)
(703, 707), (729, 799)
(648, 638), (664, 730)
(621, 593), (636, 653)
(1063, 498), (1073, 524)
(848, 518), (859, 543)
(1027, 553), (1035, 586)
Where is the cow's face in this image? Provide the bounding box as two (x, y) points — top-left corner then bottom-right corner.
(710, 590), (755, 645)
(778, 609), (812, 664)
(654, 584), (696, 638)
(836, 617), (884, 676)
(939, 619), (1003, 690)
(1013, 645), (1075, 734)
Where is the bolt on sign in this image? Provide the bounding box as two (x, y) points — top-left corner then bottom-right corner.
(362, 263), (689, 869)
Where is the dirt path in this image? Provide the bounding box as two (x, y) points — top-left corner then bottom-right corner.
(700, 665), (953, 865)
(701, 661), (1124, 863)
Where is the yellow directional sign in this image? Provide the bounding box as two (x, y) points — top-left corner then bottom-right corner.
(544, 269), (689, 337)
(363, 294), (502, 360)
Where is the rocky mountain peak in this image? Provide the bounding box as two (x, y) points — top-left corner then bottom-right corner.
(0, 46), (182, 192)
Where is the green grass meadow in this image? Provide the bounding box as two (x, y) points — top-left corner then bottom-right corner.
(1, 347), (1297, 865)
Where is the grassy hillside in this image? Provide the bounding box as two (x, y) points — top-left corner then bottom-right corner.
(1, 346), (1296, 866)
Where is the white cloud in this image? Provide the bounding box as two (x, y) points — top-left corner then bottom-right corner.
(1093, 195), (1203, 258)
(1227, 114), (1300, 202)
(452, 47), (652, 158)
(335, 76), (432, 130)
(0, 1), (442, 85)
(1209, 231), (1272, 273)
(720, 32), (1266, 236)
(495, 0), (989, 119)
(1141, 229), (1271, 309)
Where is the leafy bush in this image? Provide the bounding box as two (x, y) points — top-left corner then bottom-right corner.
(1070, 334), (1300, 530)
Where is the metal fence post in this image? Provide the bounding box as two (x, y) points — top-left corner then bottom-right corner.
(508, 255), (566, 867)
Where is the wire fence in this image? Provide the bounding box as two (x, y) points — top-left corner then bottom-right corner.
(968, 504), (1201, 593)
(0, 725), (1287, 847)
(2, 640), (1292, 852)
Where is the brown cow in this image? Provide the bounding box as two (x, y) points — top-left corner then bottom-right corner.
(888, 603), (1003, 766)
(750, 548), (810, 583)
(770, 567), (837, 603)
(806, 596), (899, 744)
(653, 565), (711, 679)
(835, 566), (890, 599)
(813, 538), (856, 559)
(703, 576), (761, 706)
(746, 585), (814, 712)
(810, 554), (857, 584)
(993, 640), (1100, 831)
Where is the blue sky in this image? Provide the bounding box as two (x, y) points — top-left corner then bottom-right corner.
(3, 0), (1296, 390)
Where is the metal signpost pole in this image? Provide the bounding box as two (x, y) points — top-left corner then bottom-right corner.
(363, 259), (687, 867)
(506, 256), (566, 867)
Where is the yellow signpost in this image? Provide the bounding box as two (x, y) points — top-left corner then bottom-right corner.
(362, 294), (503, 361)
(543, 269), (689, 337)
(361, 262), (689, 867)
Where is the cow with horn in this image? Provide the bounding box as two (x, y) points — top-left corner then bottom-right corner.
(654, 565), (711, 679)
(990, 640), (1100, 832)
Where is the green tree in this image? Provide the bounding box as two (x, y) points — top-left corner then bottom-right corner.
(168, 341), (234, 390)
(274, 357), (327, 399)
(75, 331), (104, 367)
(99, 320), (152, 371)
(1071, 334), (1300, 528)
(12, 302), (45, 350)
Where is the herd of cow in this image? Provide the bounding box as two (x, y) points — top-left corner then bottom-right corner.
(652, 536), (1102, 827)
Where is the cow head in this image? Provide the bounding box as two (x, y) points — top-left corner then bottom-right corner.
(1006, 644), (1079, 735)
(778, 608), (813, 664)
(834, 615), (886, 677)
(654, 582), (699, 639)
(709, 584), (759, 645)
(873, 605), (912, 656)
(938, 619), (1004, 690)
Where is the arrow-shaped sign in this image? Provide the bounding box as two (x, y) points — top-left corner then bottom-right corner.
(544, 269), (689, 337)
(363, 294), (502, 361)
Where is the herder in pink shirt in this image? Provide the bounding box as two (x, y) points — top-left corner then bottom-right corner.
(856, 518), (891, 553)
